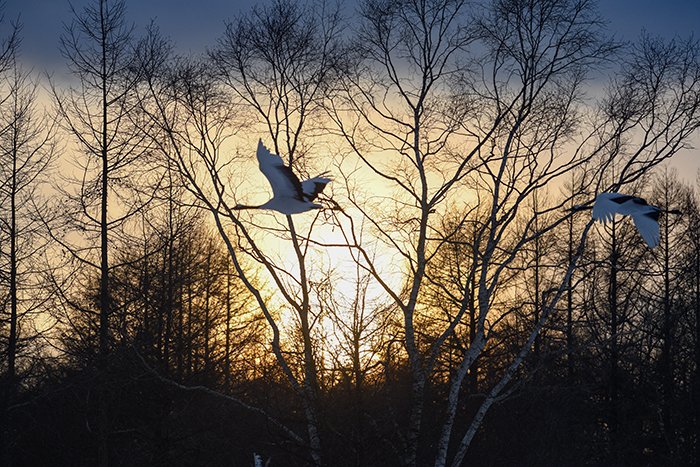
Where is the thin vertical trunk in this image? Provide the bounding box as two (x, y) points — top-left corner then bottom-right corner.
(609, 219), (619, 464)
(7, 134), (17, 415)
(533, 223), (541, 361)
(98, 1), (110, 464)
(287, 216), (322, 466)
(225, 263), (231, 391)
(351, 283), (365, 467)
(467, 267), (478, 393)
(157, 249), (167, 363)
(694, 244), (700, 464)
(203, 244), (211, 376)
(186, 279), (193, 377)
(564, 207), (576, 452)
(142, 237), (151, 347)
(163, 231), (175, 376)
(403, 109), (430, 467)
(163, 189), (174, 375)
(467, 231), (479, 393)
(176, 262), (184, 381)
(2, 105), (19, 467)
(661, 193), (674, 457)
(567, 212), (574, 381)
(406, 372), (426, 467)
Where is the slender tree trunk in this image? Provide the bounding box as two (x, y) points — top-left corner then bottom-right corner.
(403, 112), (431, 467)
(2, 116), (19, 467)
(163, 191), (174, 375)
(287, 216), (322, 466)
(694, 246), (700, 464)
(660, 194), (674, 458)
(186, 279), (193, 377)
(533, 224), (541, 361)
(157, 248), (167, 364)
(467, 233), (479, 393)
(98, 1), (110, 462)
(176, 263), (185, 381)
(567, 212), (574, 382)
(608, 220), (619, 464)
(203, 244), (212, 376)
(405, 371), (426, 467)
(352, 321), (364, 467)
(299, 292), (323, 466)
(225, 263), (231, 391)
(533, 197), (541, 363)
(467, 292), (478, 392)
(142, 237), (151, 348)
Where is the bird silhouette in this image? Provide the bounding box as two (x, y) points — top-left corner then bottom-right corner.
(571, 192), (681, 248)
(234, 140), (332, 215)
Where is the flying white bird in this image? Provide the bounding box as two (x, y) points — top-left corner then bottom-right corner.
(572, 192), (681, 248)
(233, 140), (332, 215)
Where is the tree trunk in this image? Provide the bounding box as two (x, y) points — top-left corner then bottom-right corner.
(225, 263), (231, 391)
(288, 216), (322, 466)
(98, 0), (110, 459)
(533, 200), (541, 362)
(533, 227), (541, 361)
(2, 111), (19, 467)
(204, 244), (212, 376)
(163, 192), (175, 375)
(660, 192), (674, 458)
(186, 279), (193, 377)
(694, 245), (700, 464)
(567, 212), (574, 382)
(176, 262), (185, 381)
(608, 219), (619, 464)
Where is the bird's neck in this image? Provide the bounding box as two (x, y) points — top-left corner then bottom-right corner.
(566, 204), (593, 212)
(233, 203), (263, 210)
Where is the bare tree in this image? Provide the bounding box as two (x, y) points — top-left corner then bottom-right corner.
(643, 169), (693, 461)
(0, 28), (52, 467)
(132, 8), (337, 460)
(48, 1), (156, 464)
(686, 181), (700, 463)
(135, 2), (346, 464)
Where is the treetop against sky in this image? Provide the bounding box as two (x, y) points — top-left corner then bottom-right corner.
(5, 0), (700, 67)
(3, 0), (700, 176)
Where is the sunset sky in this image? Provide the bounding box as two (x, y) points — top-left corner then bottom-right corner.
(2, 0), (700, 177)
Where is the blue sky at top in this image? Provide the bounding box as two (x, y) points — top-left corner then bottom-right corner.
(2, 0), (699, 72)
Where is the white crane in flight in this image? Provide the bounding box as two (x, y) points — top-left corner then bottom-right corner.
(572, 192), (681, 248)
(234, 140), (332, 215)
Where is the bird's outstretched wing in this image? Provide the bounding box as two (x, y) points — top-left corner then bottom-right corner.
(631, 208), (660, 248)
(256, 140), (304, 200)
(301, 175), (332, 202)
(592, 192), (636, 223)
